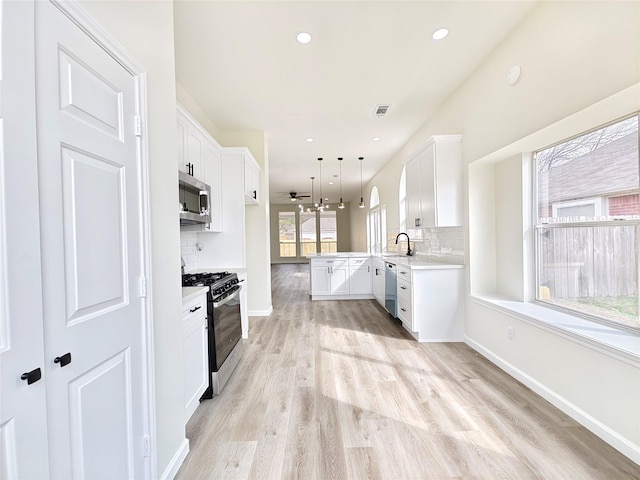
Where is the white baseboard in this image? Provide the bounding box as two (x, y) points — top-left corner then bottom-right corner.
(465, 336), (640, 466)
(159, 438), (190, 480)
(249, 305), (273, 317)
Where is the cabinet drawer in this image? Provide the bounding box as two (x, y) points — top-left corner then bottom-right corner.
(311, 258), (348, 267)
(397, 295), (412, 323)
(182, 294), (206, 318)
(397, 265), (411, 282)
(397, 279), (411, 301)
(349, 257), (371, 267)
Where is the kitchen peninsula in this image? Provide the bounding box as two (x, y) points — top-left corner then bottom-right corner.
(307, 252), (464, 342)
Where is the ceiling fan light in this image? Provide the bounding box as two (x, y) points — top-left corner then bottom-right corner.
(290, 196), (297, 202)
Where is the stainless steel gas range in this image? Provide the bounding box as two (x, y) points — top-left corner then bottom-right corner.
(182, 271), (244, 398)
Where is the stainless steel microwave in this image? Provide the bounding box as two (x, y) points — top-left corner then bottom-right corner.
(179, 170), (211, 225)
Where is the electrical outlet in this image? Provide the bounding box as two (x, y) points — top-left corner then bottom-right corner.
(507, 326), (515, 341)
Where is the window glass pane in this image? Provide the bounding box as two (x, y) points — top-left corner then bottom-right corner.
(534, 114), (639, 330)
(319, 210), (337, 253)
(278, 211), (297, 257)
(300, 212), (317, 255)
(536, 224), (639, 330)
(537, 116), (639, 223)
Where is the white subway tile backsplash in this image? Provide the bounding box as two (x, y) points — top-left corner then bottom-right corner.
(180, 231), (199, 272)
(386, 226), (465, 264)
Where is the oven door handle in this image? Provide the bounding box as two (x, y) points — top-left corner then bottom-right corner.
(212, 287), (240, 308)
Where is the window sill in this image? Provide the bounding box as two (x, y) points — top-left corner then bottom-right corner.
(469, 295), (640, 366)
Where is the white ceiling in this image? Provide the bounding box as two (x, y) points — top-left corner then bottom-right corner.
(173, 1), (537, 205)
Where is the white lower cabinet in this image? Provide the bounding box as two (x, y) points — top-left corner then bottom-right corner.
(396, 266), (464, 342)
(182, 292), (208, 422)
(311, 259), (349, 296)
(309, 256), (374, 299)
(372, 258), (386, 307)
(349, 257), (372, 295)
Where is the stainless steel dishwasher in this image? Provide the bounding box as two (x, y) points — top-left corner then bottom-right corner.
(384, 262), (397, 317)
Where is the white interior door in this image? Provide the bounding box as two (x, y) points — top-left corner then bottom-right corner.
(35, 2), (147, 477)
(0, 1), (50, 477)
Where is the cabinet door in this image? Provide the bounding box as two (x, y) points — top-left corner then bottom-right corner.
(186, 124), (203, 180)
(182, 308), (208, 422)
(405, 156), (422, 228)
(330, 265), (350, 295)
(203, 142), (222, 232)
(244, 156), (259, 204)
(372, 264), (385, 305)
(350, 264), (372, 295)
(311, 266), (331, 295)
(420, 145), (436, 227)
(177, 111), (188, 173)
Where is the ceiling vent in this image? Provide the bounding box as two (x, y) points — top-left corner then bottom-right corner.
(374, 104), (390, 117)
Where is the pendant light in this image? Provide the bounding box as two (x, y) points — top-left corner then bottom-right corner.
(338, 157), (345, 209)
(317, 157), (325, 211)
(358, 156), (366, 208)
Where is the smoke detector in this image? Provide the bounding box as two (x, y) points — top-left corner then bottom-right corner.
(374, 104), (390, 117)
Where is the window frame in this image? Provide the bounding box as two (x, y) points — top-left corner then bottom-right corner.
(532, 113), (640, 333)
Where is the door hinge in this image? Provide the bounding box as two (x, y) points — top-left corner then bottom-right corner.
(143, 435), (151, 457)
(134, 115), (142, 137)
(139, 276), (147, 298)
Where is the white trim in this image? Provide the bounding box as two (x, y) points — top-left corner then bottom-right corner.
(248, 306), (273, 317)
(176, 103), (222, 149)
(465, 336), (640, 465)
(159, 439), (190, 480)
(48, 2), (158, 477)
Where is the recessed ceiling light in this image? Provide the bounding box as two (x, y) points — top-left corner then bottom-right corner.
(432, 28), (449, 40)
(295, 31), (312, 44)
(305, 137), (314, 142)
(372, 137), (381, 142)
(329, 181), (334, 185)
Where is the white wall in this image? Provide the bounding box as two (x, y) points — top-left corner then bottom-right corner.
(360, 0), (640, 462)
(76, 1), (185, 476)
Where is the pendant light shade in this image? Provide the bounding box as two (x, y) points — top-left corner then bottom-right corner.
(338, 157), (345, 209)
(358, 156), (366, 208)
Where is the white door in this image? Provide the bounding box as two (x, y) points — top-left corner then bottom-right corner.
(35, 2), (147, 478)
(0, 1), (50, 477)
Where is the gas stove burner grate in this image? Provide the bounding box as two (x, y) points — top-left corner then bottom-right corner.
(182, 271), (232, 287)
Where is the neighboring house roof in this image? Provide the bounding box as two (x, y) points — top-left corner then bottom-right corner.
(540, 133), (638, 204)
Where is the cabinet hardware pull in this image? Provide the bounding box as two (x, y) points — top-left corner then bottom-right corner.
(21, 368), (42, 385)
(189, 305), (202, 313)
(401, 286), (407, 290)
(401, 307), (407, 312)
(54, 352), (72, 367)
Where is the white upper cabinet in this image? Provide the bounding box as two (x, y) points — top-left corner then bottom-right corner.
(177, 104), (223, 232)
(404, 135), (462, 228)
(203, 142), (223, 232)
(244, 153), (260, 204)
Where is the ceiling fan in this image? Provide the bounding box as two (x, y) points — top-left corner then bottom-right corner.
(278, 191), (311, 202)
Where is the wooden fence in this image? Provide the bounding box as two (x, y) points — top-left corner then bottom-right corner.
(537, 224), (637, 299)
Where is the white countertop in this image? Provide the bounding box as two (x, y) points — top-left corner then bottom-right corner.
(182, 285), (209, 302)
(307, 252), (464, 270)
(306, 252), (370, 258)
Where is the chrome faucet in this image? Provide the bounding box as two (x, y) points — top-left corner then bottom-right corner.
(395, 232), (412, 256)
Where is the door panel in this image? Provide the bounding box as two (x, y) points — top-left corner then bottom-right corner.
(61, 146), (126, 321)
(35, 1), (145, 477)
(68, 350), (134, 479)
(0, 0), (50, 477)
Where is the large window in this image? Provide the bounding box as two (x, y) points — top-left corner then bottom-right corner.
(367, 186), (386, 254)
(534, 115), (639, 331)
(319, 210), (337, 253)
(278, 211), (297, 257)
(276, 209), (337, 259)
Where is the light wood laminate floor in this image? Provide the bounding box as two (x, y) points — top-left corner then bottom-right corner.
(176, 263), (640, 479)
